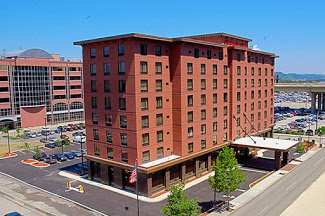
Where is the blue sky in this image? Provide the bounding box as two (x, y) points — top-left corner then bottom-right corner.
(2, 0), (324, 74)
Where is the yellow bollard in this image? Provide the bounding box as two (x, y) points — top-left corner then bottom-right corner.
(67, 182), (71, 189)
(78, 185), (83, 192)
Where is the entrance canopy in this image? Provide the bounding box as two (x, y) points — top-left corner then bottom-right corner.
(232, 136), (300, 152)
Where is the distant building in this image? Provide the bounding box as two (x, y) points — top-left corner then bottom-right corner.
(74, 32), (277, 197)
(0, 48), (84, 128)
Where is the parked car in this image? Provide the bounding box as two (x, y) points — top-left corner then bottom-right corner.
(72, 132), (84, 136)
(49, 130), (55, 135)
(54, 129), (61, 133)
(24, 130), (31, 134)
(71, 151), (82, 157)
(45, 155), (57, 164)
(48, 136), (57, 142)
(73, 136), (86, 143)
(72, 126), (79, 130)
(29, 133), (37, 138)
(77, 125), (85, 130)
(33, 152), (47, 161)
(4, 212), (23, 216)
(60, 134), (69, 139)
(64, 153), (75, 159)
(36, 132), (42, 137)
(67, 127), (74, 132)
(306, 129), (314, 136)
(57, 126), (67, 132)
(45, 143), (56, 148)
(40, 138), (50, 143)
(53, 153), (67, 162)
(81, 149), (87, 154)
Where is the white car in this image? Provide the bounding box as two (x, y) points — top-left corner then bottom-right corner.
(30, 133), (37, 138)
(73, 136), (86, 143)
(36, 132), (42, 137)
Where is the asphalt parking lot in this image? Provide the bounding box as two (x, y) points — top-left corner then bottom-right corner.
(0, 144), (269, 216)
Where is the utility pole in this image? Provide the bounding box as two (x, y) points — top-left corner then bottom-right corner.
(44, 118), (47, 142)
(81, 137), (84, 174)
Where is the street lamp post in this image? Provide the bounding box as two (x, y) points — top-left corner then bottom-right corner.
(59, 126), (63, 154)
(44, 118), (47, 142)
(80, 137), (84, 174)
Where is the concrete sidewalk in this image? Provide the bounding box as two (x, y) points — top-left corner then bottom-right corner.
(0, 172), (103, 216)
(209, 144), (322, 215)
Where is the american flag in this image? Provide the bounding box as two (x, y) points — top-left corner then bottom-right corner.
(129, 160), (137, 183)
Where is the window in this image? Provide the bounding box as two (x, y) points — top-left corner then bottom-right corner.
(258, 79), (261, 87)
(118, 62), (125, 75)
(187, 79), (193, 90)
(194, 48), (199, 58)
(251, 114), (254, 122)
(213, 94), (217, 104)
(91, 80), (97, 92)
(188, 127), (193, 138)
(213, 121), (217, 131)
(237, 53), (241, 61)
(262, 57), (265, 64)
(265, 79), (268, 86)
(106, 131), (113, 143)
(157, 147), (164, 159)
(271, 98), (273, 105)
(213, 79), (217, 89)
(92, 113), (98, 124)
(201, 109), (206, 120)
(258, 101), (261, 109)
(155, 46), (161, 56)
(251, 102), (255, 111)
(237, 117), (241, 126)
(201, 79), (206, 90)
(244, 103), (247, 112)
(188, 111), (193, 123)
(188, 95), (193, 107)
(207, 50), (211, 59)
(248, 56), (251, 63)
(223, 133), (228, 142)
(271, 79), (273, 86)
(201, 124), (206, 134)
(245, 79), (247, 87)
(224, 79), (228, 89)
(156, 97), (163, 109)
(104, 80), (110, 92)
(201, 64), (206, 74)
(121, 150), (128, 163)
(105, 114), (112, 126)
(187, 63), (193, 74)
(265, 90), (268, 97)
(251, 91), (255, 99)
(245, 67), (247, 75)
(258, 90), (261, 98)
(141, 98), (148, 110)
(219, 52), (223, 60)
(119, 80), (126, 93)
(90, 48), (96, 59)
(155, 62), (162, 74)
(91, 97), (97, 108)
(157, 130), (163, 142)
(188, 143), (193, 153)
(103, 46), (109, 57)
(201, 94), (206, 105)
(142, 133), (149, 146)
(237, 92), (241, 101)
(94, 145), (100, 156)
(90, 64), (96, 76)
(105, 97), (111, 109)
(270, 108), (273, 114)
(140, 44), (147, 55)
(237, 66), (241, 75)
(104, 63), (110, 75)
(271, 89), (273, 95)
(140, 61), (148, 74)
(237, 105), (241, 114)
(156, 80), (162, 92)
(213, 108), (217, 118)
(251, 67), (255, 76)
(201, 139), (206, 149)
(119, 98), (126, 110)
(156, 114), (163, 126)
(223, 119), (228, 129)
(264, 111), (267, 119)
(265, 68), (268, 76)
(255, 57), (258, 64)
(237, 79), (241, 88)
(212, 65), (218, 75)
(141, 80), (148, 92)
(258, 68), (261, 76)
(224, 106), (228, 116)
(251, 79), (255, 87)
(223, 65), (228, 75)
(120, 133), (127, 146)
(120, 116), (127, 128)
(271, 69), (274, 76)
(142, 116), (149, 128)
(213, 136), (217, 145)
(107, 147), (113, 159)
(118, 45), (124, 56)
(93, 129), (99, 141)
(224, 92), (228, 102)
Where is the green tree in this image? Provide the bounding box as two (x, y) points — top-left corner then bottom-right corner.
(16, 127), (22, 138)
(296, 143), (305, 161)
(34, 146), (41, 158)
(209, 146), (247, 211)
(2, 126), (11, 154)
(316, 126), (325, 135)
(23, 142), (30, 154)
(161, 182), (201, 216)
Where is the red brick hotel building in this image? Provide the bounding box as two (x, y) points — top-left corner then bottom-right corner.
(74, 32), (277, 197)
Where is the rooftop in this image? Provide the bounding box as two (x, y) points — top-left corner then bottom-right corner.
(1, 48), (54, 59)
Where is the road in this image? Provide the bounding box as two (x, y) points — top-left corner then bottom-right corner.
(232, 148), (325, 216)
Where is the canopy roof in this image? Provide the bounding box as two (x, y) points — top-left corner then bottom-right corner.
(232, 136), (300, 152)
(2, 49), (53, 59)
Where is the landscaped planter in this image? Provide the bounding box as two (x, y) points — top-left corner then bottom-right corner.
(32, 162), (50, 168)
(21, 159), (38, 164)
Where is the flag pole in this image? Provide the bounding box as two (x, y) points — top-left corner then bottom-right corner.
(136, 158), (139, 216)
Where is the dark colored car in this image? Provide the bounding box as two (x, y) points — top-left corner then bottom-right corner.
(57, 126), (67, 132)
(53, 153), (67, 161)
(71, 151), (82, 157)
(67, 127), (74, 131)
(45, 156), (57, 164)
(72, 126), (79, 130)
(54, 129), (61, 133)
(64, 153), (75, 159)
(33, 152), (47, 161)
(4, 212), (23, 216)
(77, 125), (85, 130)
(40, 138), (50, 143)
(306, 129), (314, 136)
(72, 132), (84, 136)
(45, 143), (56, 148)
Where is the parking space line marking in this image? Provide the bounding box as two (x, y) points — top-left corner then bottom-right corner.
(18, 150), (26, 154)
(43, 147), (52, 150)
(237, 189), (246, 192)
(259, 206), (269, 215)
(286, 181), (297, 191)
(314, 157), (324, 166)
(240, 167), (269, 174)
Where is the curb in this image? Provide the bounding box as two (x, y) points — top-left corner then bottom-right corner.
(0, 171), (107, 216)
